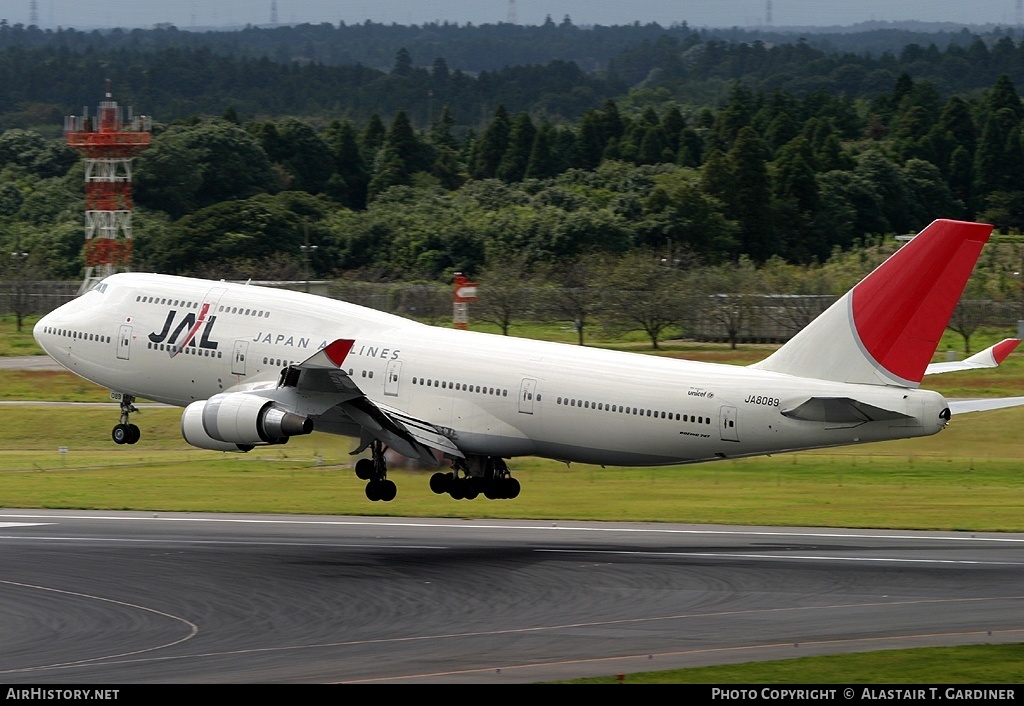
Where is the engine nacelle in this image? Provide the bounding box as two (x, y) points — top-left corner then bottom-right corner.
(181, 393), (313, 452)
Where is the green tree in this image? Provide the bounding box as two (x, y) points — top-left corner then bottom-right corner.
(386, 109), (433, 174)
(142, 120), (278, 211)
(524, 122), (562, 180)
(643, 169), (738, 262)
(360, 113), (387, 163)
(133, 130), (203, 218)
(727, 126), (774, 261)
(0, 129), (75, 178)
(695, 256), (763, 349)
(142, 192), (325, 275)
(265, 117), (334, 194)
(473, 254), (535, 335)
(535, 253), (610, 345)
(602, 251), (685, 350)
(707, 81), (754, 152)
(470, 105), (512, 180)
(323, 118), (369, 210)
(496, 112), (536, 183)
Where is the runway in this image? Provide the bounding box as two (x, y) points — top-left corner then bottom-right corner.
(0, 355), (62, 371)
(0, 510), (1022, 684)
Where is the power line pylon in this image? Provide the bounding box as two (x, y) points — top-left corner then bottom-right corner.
(64, 82), (152, 294)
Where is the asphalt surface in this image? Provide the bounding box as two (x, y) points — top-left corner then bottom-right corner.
(0, 510), (1021, 684)
(0, 355), (63, 370)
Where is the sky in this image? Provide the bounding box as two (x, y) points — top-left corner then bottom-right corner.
(3, 1), (1024, 31)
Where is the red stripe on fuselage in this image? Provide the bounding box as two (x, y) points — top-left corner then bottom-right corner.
(171, 302), (210, 358)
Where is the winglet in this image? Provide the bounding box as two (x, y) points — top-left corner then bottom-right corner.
(296, 339), (355, 369)
(989, 337), (1021, 364)
(752, 219), (993, 387)
(323, 339), (355, 366)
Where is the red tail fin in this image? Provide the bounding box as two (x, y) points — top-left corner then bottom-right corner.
(852, 219), (992, 383)
(752, 219), (993, 386)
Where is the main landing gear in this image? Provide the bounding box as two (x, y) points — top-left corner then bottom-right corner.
(111, 395), (140, 445)
(430, 457), (521, 500)
(354, 439), (397, 502)
(353, 447), (522, 502)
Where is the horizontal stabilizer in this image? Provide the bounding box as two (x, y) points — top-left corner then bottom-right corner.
(781, 397), (912, 424)
(925, 338), (1021, 375)
(948, 396), (1024, 415)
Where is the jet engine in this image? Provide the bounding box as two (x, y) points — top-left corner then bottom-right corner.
(181, 393), (313, 452)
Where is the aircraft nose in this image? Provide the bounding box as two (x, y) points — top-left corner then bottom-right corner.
(33, 312), (50, 351)
(34, 308), (65, 359)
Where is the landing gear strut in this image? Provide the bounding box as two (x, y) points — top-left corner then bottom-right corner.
(430, 457), (520, 500)
(354, 439), (397, 502)
(111, 395), (140, 445)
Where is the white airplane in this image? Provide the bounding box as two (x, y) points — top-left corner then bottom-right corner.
(33, 218), (1024, 502)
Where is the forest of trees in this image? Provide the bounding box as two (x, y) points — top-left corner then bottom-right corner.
(2, 20), (1024, 348)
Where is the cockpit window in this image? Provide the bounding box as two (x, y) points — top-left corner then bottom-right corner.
(89, 282), (109, 293)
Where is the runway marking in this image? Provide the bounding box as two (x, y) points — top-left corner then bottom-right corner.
(3, 594), (1021, 678)
(542, 549), (1024, 567)
(1, 534), (1017, 566)
(0, 523), (52, 528)
(340, 627), (1024, 683)
(0, 535), (444, 549)
(0, 579), (200, 676)
(2, 512), (1023, 544)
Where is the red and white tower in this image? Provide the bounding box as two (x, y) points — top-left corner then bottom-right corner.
(64, 82), (152, 294)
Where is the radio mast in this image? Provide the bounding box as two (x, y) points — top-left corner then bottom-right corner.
(64, 82), (152, 294)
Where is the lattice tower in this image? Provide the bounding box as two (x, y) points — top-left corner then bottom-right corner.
(65, 82), (152, 294)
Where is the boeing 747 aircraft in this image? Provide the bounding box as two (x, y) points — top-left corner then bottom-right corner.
(33, 219), (1024, 502)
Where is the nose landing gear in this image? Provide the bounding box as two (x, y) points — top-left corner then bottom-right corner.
(111, 395), (140, 445)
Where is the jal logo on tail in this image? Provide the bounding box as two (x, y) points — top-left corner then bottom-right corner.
(148, 308), (220, 350)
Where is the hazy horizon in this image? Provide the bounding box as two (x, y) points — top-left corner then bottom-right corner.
(2, 1), (1024, 32)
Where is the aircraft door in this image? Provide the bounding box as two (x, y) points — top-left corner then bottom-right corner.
(518, 378), (537, 414)
(232, 340), (248, 375)
(384, 359), (402, 396)
(117, 325), (132, 360)
(719, 404), (739, 442)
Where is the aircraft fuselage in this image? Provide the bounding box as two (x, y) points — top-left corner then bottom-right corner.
(34, 272), (948, 467)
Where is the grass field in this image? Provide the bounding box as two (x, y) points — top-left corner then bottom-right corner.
(3, 314), (1022, 683)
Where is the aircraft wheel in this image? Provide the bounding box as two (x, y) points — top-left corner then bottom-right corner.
(365, 481), (381, 502)
(355, 458), (374, 481)
(448, 482), (465, 500)
(429, 472), (449, 494)
(505, 478), (521, 499)
(112, 424), (129, 445)
(380, 480), (397, 502)
(127, 424), (141, 444)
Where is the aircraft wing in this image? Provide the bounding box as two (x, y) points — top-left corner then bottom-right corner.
(288, 338), (463, 463)
(925, 338), (1020, 374)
